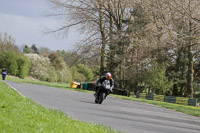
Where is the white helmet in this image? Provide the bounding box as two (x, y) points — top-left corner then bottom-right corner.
(106, 72), (112, 80)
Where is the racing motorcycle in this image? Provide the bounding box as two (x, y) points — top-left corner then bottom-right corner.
(95, 80), (111, 104)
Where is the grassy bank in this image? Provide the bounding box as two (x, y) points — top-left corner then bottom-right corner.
(6, 76), (93, 93)
(6, 76), (69, 89)
(5, 76), (200, 118)
(0, 81), (118, 133)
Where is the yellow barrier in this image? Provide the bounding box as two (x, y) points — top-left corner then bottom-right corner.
(139, 93), (146, 99)
(154, 95), (164, 102)
(70, 81), (80, 88)
(176, 97), (188, 105)
(136, 93), (197, 106)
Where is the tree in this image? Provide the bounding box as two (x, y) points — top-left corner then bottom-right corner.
(146, 0), (200, 98)
(0, 51), (30, 78)
(26, 54), (53, 81)
(0, 33), (19, 52)
(16, 53), (30, 78)
(40, 47), (51, 55)
(56, 67), (72, 83)
(144, 63), (173, 95)
(0, 51), (18, 75)
(57, 50), (81, 67)
(46, 0), (200, 98)
(31, 44), (39, 54)
(23, 45), (32, 54)
(48, 52), (65, 70)
(166, 46), (188, 96)
(77, 64), (94, 81)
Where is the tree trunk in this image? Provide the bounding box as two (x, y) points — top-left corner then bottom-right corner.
(100, 36), (106, 75)
(99, 2), (106, 76)
(108, 13), (115, 78)
(186, 19), (194, 98)
(186, 44), (194, 98)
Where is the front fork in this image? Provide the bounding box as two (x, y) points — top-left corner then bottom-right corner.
(103, 93), (109, 99)
(96, 87), (110, 99)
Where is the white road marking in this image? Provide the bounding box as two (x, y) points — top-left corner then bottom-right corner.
(3, 81), (25, 97)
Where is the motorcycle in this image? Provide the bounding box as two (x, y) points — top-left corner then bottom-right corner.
(95, 80), (112, 104)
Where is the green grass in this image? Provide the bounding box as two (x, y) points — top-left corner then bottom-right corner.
(5, 76), (200, 118)
(6, 76), (94, 94)
(0, 81), (119, 133)
(6, 76), (69, 89)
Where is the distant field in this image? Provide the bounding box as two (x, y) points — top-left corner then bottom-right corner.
(0, 81), (118, 133)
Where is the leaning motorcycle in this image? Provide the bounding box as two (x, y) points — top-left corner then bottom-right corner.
(95, 80), (111, 104)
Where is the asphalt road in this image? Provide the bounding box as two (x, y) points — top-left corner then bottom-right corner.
(5, 81), (200, 133)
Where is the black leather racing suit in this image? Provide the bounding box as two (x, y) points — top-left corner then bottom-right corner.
(95, 76), (114, 96)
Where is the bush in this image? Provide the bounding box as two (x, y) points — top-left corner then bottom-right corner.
(16, 53), (30, 78)
(46, 66), (58, 82)
(70, 67), (79, 80)
(0, 51), (18, 75)
(0, 51), (30, 78)
(48, 52), (65, 70)
(194, 92), (200, 103)
(26, 54), (52, 81)
(57, 67), (72, 83)
(144, 63), (173, 95)
(77, 64), (94, 81)
(26, 54), (72, 83)
(92, 65), (100, 79)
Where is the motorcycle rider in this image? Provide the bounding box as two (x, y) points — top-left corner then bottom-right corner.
(94, 72), (114, 99)
(1, 68), (7, 80)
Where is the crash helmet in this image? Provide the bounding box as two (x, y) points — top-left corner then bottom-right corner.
(106, 72), (112, 80)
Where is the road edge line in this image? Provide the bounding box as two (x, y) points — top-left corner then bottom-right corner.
(4, 81), (25, 97)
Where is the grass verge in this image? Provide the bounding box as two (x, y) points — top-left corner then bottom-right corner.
(6, 76), (93, 93)
(0, 81), (118, 133)
(5, 76), (200, 118)
(6, 76), (69, 89)
(111, 95), (200, 117)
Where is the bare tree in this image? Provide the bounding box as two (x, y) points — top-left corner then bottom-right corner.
(145, 0), (200, 97)
(46, 0), (110, 75)
(0, 33), (19, 52)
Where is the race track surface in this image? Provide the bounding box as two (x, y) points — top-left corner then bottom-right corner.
(5, 81), (200, 133)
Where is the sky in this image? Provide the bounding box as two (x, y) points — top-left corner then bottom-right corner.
(0, 0), (82, 51)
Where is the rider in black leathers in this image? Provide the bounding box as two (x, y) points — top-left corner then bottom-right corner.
(1, 68), (7, 80)
(94, 72), (114, 99)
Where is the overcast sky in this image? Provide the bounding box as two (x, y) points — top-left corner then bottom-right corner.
(0, 0), (82, 51)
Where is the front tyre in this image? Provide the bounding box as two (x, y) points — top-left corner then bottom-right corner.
(95, 97), (98, 103)
(98, 92), (104, 104)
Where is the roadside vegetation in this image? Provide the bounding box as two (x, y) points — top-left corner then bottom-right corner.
(1, 1), (200, 102)
(5, 76), (90, 93)
(5, 76), (200, 118)
(0, 81), (118, 133)
(112, 95), (200, 117)
(45, 0), (200, 99)
(0, 0), (200, 127)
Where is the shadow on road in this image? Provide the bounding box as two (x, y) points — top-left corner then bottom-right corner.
(79, 100), (97, 104)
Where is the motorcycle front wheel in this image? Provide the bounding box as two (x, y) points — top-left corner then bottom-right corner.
(98, 92), (104, 104)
